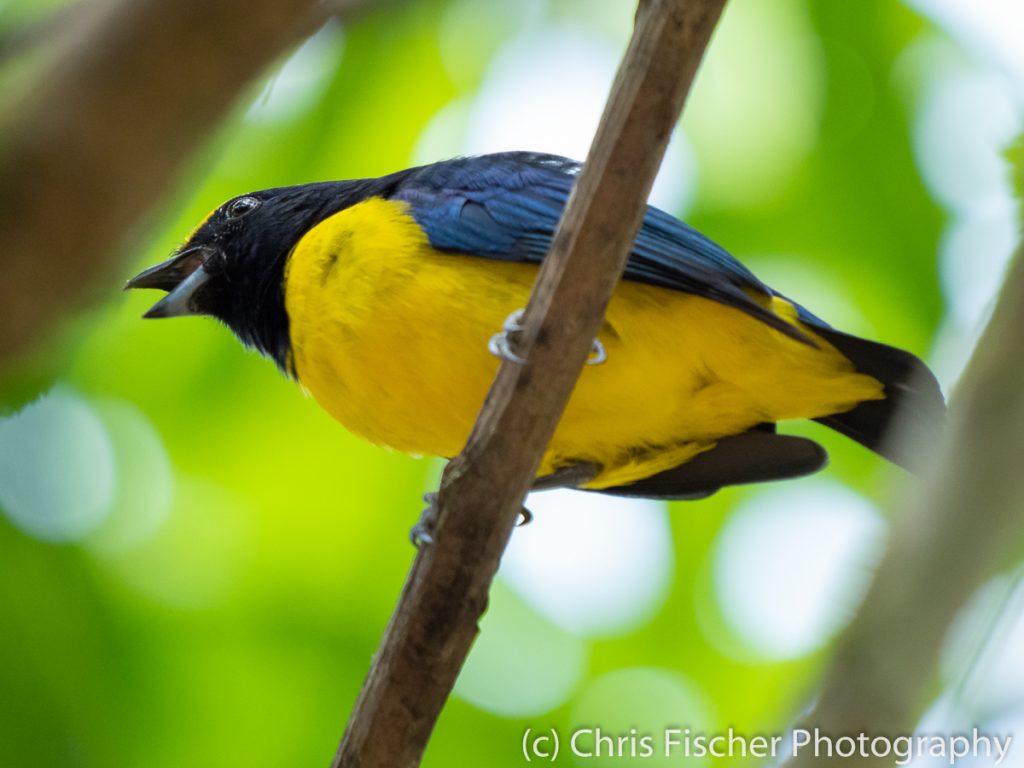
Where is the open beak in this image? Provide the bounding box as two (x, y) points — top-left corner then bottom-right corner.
(125, 246), (217, 318)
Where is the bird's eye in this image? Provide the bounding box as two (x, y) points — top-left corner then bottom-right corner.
(225, 195), (261, 220)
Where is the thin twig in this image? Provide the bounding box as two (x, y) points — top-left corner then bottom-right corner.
(332, 1), (727, 766)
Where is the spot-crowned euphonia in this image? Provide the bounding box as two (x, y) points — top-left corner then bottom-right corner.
(126, 152), (944, 499)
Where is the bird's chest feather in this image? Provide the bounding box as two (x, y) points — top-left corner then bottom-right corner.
(284, 198), (535, 456)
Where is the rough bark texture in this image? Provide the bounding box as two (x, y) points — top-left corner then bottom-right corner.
(332, 1), (728, 766)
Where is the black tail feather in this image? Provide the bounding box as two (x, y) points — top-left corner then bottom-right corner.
(812, 327), (946, 472)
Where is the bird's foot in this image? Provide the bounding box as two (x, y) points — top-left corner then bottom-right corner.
(488, 309), (528, 364)
(410, 492), (534, 548)
(488, 308), (608, 365)
(410, 493), (440, 548)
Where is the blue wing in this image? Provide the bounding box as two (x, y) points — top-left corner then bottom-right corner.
(391, 152), (814, 342)
(385, 152), (947, 471)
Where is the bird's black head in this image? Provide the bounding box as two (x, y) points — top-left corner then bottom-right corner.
(126, 181), (375, 374)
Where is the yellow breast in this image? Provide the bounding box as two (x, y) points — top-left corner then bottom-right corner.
(284, 198), (883, 488)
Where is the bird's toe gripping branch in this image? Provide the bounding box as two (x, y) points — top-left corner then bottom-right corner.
(410, 493), (441, 548)
(487, 309), (529, 364)
(488, 308), (607, 366)
(410, 492), (533, 549)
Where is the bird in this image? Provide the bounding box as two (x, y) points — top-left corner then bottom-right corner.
(126, 151), (944, 502)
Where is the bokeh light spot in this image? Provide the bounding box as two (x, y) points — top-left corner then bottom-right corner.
(0, 387), (115, 543)
(905, 0), (1024, 88)
(908, 42), (1020, 329)
(709, 480), (885, 660)
(912, 60), (1018, 214)
(500, 489), (673, 638)
(900, 35), (1022, 385)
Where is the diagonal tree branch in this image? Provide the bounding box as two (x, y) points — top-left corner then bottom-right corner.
(780, 241), (1024, 765)
(0, 0), (383, 369)
(332, 1), (727, 766)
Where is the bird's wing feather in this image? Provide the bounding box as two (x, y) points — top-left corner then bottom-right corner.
(594, 430), (829, 500)
(392, 152), (811, 342)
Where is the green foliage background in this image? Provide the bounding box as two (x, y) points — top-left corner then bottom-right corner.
(1, 0), (1018, 765)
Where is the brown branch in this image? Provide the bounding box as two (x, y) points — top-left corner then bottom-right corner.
(0, 2), (98, 63)
(332, 1), (727, 766)
(0, 0), (382, 369)
(780, 242), (1024, 766)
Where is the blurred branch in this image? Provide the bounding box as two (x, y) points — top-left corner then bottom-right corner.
(780, 241), (1024, 765)
(331, 1), (727, 766)
(0, 0), (383, 369)
(0, 2), (97, 63)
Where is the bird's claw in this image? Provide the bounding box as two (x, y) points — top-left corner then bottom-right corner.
(488, 309), (528, 364)
(410, 493), (439, 549)
(409, 521), (434, 548)
(411, 492), (534, 547)
(587, 338), (607, 366)
(488, 308), (608, 366)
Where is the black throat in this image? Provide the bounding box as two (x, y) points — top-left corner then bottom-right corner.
(238, 254), (295, 375)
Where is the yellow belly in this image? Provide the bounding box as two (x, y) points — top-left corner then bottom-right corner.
(284, 198), (883, 488)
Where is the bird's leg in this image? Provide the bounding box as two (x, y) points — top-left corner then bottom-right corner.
(410, 492), (535, 549)
(488, 308), (608, 366)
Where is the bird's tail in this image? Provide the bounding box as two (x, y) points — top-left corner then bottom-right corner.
(812, 327), (946, 472)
